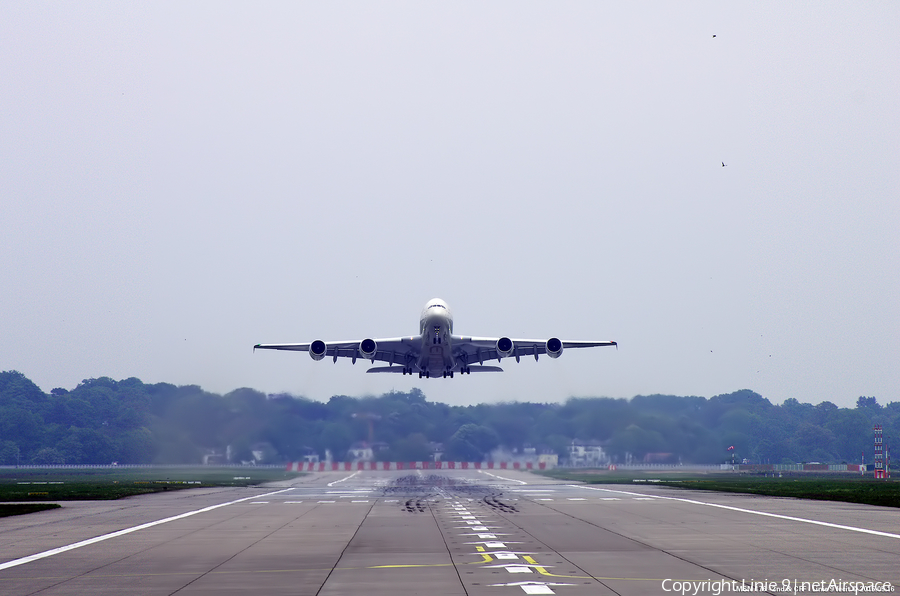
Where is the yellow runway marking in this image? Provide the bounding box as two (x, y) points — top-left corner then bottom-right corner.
(369, 564), (454, 569)
(523, 555), (556, 577)
(1, 563), (727, 583)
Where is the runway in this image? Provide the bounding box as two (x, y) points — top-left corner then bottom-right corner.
(0, 470), (898, 595)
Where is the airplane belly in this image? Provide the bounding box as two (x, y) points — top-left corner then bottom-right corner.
(421, 343), (453, 375)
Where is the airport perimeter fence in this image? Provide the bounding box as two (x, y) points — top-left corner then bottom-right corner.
(732, 463), (865, 472)
(285, 460), (551, 472)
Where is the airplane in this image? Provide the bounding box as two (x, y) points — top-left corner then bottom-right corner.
(253, 298), (616, 379)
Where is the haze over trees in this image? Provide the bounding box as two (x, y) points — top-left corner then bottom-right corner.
(0, 370), (896, 466)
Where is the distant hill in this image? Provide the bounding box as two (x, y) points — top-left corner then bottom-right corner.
(1, 371), (896, 466)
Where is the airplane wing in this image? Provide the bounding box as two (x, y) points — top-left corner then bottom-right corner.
(253, 337), (420, 366)
(450, 336), (617, 364)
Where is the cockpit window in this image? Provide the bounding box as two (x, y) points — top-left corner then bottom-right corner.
(429, 304), (447, 310)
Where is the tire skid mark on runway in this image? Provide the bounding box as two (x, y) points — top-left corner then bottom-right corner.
(429, 498), (472, 596)
(310, 498), (377, 596)
(554, 487), (893, 584)
(433, 491), (633, 594)
(167, 499), (326, 595)
(0, 488), (295, 572)
(8, 501), (333, 595)
(477, 503), (620, 593)
(525, 487), (892, 588)
(571, 485), (900, 540)
(517, 496), (746, 591)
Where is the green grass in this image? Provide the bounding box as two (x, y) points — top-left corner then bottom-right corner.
(0, 503), (61, 517)
(0, 468), (302, 502)
(537, 469), (900, 508)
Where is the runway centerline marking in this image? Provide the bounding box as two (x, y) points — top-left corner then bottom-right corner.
(571, 485), (900, 540)
(0, 487), (295, 571)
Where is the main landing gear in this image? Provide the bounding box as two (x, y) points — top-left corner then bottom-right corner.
(418, 370), (431, 378)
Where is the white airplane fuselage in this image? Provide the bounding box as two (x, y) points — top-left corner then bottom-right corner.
(417, 298), (455, 377)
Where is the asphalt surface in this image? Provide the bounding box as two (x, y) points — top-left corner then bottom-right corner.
(1, 470), (898, 595)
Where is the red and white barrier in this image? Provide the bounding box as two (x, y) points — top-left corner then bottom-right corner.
(285, 461), (548, 472)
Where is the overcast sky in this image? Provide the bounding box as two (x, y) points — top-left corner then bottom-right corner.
(2, 3), (897, 408)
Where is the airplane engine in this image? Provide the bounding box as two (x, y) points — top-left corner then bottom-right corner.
(546, 337), (564, 359)
(359, 338), (378, 360)
(496, 337), (514, 358)
(309, 340), (327, 361)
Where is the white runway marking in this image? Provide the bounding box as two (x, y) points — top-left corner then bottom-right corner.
(566, 498), (586, 501)
(351, 500), (369, 503)
(571, 485), (900, 540)
(326, 471), (360, 487)
(478, 470), (528, 485)
(317, 500), (336, 503)
(284, 501), (304, 504)
(0, 488), (295, 571)
(522, 586), (555, 594)
(249, 501), (269, 504)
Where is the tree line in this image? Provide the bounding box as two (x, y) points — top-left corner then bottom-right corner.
(0, 370), (896, 466)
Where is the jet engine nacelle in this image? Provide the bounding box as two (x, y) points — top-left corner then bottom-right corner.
(309, 340), (327, 361)
(496, 337), (514, 358)
(546, 337), (563, 359)
(359, 338), (377, 360)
